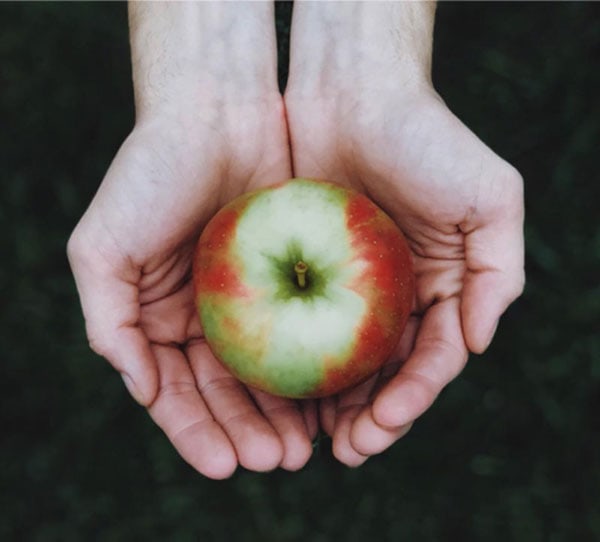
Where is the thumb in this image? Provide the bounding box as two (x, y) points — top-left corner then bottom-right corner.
(67, 234), (159, 406)
(460, 170), (525, 353)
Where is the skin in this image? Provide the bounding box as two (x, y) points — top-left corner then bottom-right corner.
(193, 179), (414, 398)
(67, 3), (317, 479)
(285, 2), (525, 466)
(68, 1), (525, 476)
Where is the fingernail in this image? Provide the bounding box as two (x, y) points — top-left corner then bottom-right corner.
(121, 373), (144, 405)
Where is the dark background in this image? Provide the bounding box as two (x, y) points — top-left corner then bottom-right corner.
(2, 2), (599, 540)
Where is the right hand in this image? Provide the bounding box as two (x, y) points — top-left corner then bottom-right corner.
(67, 2), (317, 479)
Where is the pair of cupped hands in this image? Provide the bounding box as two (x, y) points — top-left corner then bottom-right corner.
(68, 4), (524, 479)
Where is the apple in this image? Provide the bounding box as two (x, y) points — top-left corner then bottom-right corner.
(193, 178), (414, 398)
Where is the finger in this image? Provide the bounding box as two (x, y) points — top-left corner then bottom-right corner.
(188, 341), (284, 472)
(147, 344), (237, 480)
(320, 317), (418, 452)
(67, 238), (158, 406)
(461, 170), (525, 353)
(138, 282), (201, 345)
(350, 407), (412, 456)
(348, 317), (419, 456)
(368, 316), (420, 398)
(319, 396), (337, 437)
(330, 374), (379, 467)
(301, 400), (320, 441)
(372, 296), (468, 428)
(391, 315), (421, 361)
(248, 388), (313, 472)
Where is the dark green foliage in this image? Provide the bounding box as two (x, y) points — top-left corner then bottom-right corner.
(1, 2), (598, 540)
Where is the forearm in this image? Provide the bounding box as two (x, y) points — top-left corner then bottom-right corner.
(128, 1), (279, 120)
(288, 2), (436, 94)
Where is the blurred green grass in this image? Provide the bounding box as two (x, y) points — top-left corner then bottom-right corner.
(1, 3), (599, 540)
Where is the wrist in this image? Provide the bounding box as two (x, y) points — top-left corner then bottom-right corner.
(287, 2), (436, 98)
(129, 2), (280, 121)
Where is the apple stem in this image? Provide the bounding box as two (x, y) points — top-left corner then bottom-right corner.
(294, 261), (308, 289)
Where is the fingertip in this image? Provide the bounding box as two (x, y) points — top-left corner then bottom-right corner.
(279, 434), (313, 472)
(331, 407), (369, 468)
(199, 446), (238, 481)
(170, 418), (239, 480)
(120, 372), (146, 405)
(246, 391), (315, 472)
(461, 269), (520, 353)
(190, 440), (239, 481)
(128, 366), (159, 408)
(332, 432), (369, 468)
(90, 328), (159, 407)
(471, 317), (500, 355)
(119, 359), (159, 408)
(237, 431), (284, 473)
(350, 407), (412, 456)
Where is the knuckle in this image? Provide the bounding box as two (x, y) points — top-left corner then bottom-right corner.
(156, 380), (197, 401)
(85, 325), (114, 360)
(505, 163), (524, 187)
(66, 231), (81, 263)
(508, 267), (526, 301)
(66, 227), (91, 268)
(87, 334), (109, 358)
(501, 164), (525, 205)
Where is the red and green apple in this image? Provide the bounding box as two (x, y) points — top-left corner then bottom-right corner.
(193, 178), (414, 398)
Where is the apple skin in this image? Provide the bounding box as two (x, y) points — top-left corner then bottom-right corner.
(193, 178), (414, 399)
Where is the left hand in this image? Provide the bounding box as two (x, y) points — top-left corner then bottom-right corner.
(284, 2), (525, 466)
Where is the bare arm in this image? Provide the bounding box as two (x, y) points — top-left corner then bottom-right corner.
(128, 2), (280, 119)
